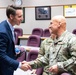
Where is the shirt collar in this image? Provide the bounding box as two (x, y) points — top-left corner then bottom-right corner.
(6, 20), (14, 32)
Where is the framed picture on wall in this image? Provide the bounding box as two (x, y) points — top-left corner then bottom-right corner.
(63, 5), (76, 18)
(21, 7), (25, 23)
(35, 6), (51, 20)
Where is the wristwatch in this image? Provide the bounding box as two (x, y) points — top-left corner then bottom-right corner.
(14, 0), (22, 6)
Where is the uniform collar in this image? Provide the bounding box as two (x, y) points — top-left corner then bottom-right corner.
(54, 30), (68, 43)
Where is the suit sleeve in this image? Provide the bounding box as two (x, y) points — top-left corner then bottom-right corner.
(0, 33), (19, 70)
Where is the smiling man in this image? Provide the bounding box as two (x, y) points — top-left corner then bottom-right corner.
(0, 5), (30, 75)
(24, 15), (76, 75)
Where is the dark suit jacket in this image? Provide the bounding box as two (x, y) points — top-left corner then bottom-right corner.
(0, 20), (19, 75)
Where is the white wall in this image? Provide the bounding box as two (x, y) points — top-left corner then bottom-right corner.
(0, 0), (76, 34)
(0, 0), (12, 7)
(23, 0), (76, 6)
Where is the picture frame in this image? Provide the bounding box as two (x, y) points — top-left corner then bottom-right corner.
(63, 5), (76, 18)
(35, 6), (51, 20)
(21, 7), (25, 23)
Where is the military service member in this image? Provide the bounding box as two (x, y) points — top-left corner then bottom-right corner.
(31, 34), (56, 75)
(23, 15), (76, 75)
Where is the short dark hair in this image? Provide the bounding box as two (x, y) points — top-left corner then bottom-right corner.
(6, 5), (22, 18)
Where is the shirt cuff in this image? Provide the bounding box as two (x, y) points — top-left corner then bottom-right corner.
(18, 62), (22, 68)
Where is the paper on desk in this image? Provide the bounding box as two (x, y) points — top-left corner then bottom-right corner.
(14, 68), (33, 75)
(20, 46), (40, 50)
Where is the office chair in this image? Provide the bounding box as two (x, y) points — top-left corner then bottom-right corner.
(26, 50), (43, 75)
(61, 73), (71, 75)
(14, 28), (23, 36)
(27, 35), (41, 47)
(14, 28), (23, 45)
(72, 29), (76, 34)
(43, 28), (50, 37)
(16, 43), (26, 62)
(32, 28), (43, 37)
(14, 28), (26, 62)
(26, 50), (38, 61)
(16, 48), (26, 62)
(26, 35), (42, 75)
(14, 32), (18, 45)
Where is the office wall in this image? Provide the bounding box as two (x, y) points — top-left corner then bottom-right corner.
(22, 0), (76, 6)
(0, 0), (76, 34)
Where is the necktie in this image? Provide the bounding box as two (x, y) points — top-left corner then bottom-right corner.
(12, 30), (16, 43)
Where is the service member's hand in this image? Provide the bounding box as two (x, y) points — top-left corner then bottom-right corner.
(48, 65), (58, 73)
(31, 69), (36, 74)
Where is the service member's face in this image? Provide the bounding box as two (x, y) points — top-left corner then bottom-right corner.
(12, 9), (23, 25)
(49, 20), (60, 34)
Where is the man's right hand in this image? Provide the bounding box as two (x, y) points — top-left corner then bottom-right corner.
(20, 61), (31, 71)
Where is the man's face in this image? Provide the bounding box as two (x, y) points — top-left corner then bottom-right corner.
(12, 10), (23, 25)
(49, 20), (60, 34)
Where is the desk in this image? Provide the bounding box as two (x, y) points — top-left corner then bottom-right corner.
(18, 34), (47, 45)
(18, 34), (30, 45)
(15, 45), (40, 52)
(18, 34), (30, 39)
(18, 34), (46, 40)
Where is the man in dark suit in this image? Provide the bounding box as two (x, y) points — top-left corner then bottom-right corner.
(0, 5), (30, 75)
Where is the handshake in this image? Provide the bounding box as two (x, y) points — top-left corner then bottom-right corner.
(20, 61), (31, 71)
(19, 61), (59, 74)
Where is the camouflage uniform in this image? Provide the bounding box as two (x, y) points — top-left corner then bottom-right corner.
(30, 31), (76, 75)
(38, 36), (54, 75)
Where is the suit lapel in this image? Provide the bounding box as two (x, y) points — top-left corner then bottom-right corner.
(5, 21), (14, 42)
